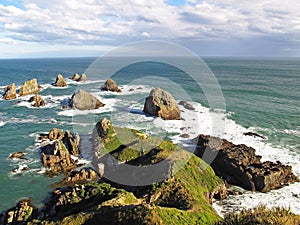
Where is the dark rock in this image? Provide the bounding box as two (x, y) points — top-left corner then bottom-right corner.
(54, 74), (67, 87)
(143, 88), (181, 120)
(70, 89), (105, 110)
(19, 79), (40, 96)
(179, 100), (195, 110)
(101, 79), (121, 92)
(137, 87), (143, 90)
(206, 183), (227, 203)
(3, 83), (16, 100)
(28, 94), (46, 107)
(62, 105), (68, 110)
(62, 130), (80, 156)
(129, 88), (134, 92)
(243, 132), (266, 139)
(194, 134), (299, 192)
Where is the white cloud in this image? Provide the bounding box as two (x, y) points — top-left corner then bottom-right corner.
(0, 0), (299, 56)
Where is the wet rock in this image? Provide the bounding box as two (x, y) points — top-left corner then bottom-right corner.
(54, 74), (67, 87)
(101, 79), (121, 92)
(78, 73), (87, 82)
(243, 132), (266, 139)
(129, 88), (134, 92)
(180, 134), (190, 138)
(28, 94), (46, 107)
(71, 73), (81, 81)
(2, 83), (16, 100)
(70, 89), (105, 110)
(9, 151), (26, 160)
(19, 79), (40, 96)
(194, 134), (299, 192)
(143, 88), (181, 120)
(179, 100), (195, 110)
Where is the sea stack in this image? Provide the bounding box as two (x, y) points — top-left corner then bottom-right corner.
(70, 89), (105, 110)
(143, 88), (181, 120)
(54, 74), (67, 87)
(28, 94), (46, 107)
(19, 79), (40, 96)
(2, 83), (17, 100)
(101, 79), (121, 92)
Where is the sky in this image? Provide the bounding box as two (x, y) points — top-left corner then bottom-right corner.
(0, 0), (300, 58)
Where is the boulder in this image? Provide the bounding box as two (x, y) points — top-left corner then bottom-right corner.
(143, 88), (181, 120)
(101, 79), (121, 92)
(70, 89), (105, 110)
(28, 94), (46, 107)
(19, 79), (40, 96)
(54, 74), (67, 87)
(71, 73), (81, 81)
(194, 134), (299, 192)
(3, 83), (16, 100)
(179, 100), (195, 110)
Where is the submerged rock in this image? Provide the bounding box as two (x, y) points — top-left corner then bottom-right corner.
(2, 83), (16, 100)
(28, 94), (46, 107)
(54, 74), (67, 87)
(70, 89), (105, 110)
(143, 88), (181, 120)
(19, 79), (40, 96)
(194, 134), (299, 192)
(101, 79), (121, 92)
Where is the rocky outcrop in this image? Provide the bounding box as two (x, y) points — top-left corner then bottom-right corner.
(194, 134), (299, 192)
(143, 88), (181, 120)
(101, 79), (121, 92)
(62, 168), (99, 184)
(71, 73), (86, 82)
(2, 83), (16, 100)
(19, 79), (40, 96)
(206, 183), (227, 204)
(3, 199), (34, 224)
(40, 129), (81, 174)
(70, 89), (105, 110)
(93, 117), (115, 139)
(54, 74), (67, 87)
(28, 94), (46, 107)
(179, 100), (195, 110)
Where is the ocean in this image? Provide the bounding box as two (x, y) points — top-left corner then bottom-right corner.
(0, 57), (299, 215)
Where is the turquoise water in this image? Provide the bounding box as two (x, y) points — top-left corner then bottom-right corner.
(0, 57), (299, 212)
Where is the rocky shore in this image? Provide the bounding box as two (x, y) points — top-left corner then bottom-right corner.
(1, 77), (299, 224)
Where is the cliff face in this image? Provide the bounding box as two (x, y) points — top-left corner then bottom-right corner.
(1, 120), (226, 225)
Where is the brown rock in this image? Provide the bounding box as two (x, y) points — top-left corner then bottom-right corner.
(70, 89), (105, 110)
(180, 134), (190, 138)
(63, 168), (99, 184)
(101, 79), (121, 92)
(19, 79), (40, 96)
(194, 134), (299, 192)
(63, 130), (80, 156)
(243, 131), (266, 139)
(28, 94), (46, 107)
(93, 118), (115, 139)
(3, 83), (16, 100)
(9, 151), (26, 160)
(48, 128), (64, 141)
(206, 183), (227, 203)
(143, 88), (181, 120)
(129, 88), (134, 92)
(4, 199), (34, 224)
(54, 74), (67, 87)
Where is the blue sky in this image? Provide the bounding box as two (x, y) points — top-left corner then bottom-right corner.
(0, 0), (300, 58)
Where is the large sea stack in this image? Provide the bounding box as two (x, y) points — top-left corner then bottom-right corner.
(2, 83), (17, 100)
(70, 89), (105, 110)
(143, 88), (181, 120)
(19, 79), (40, 96)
